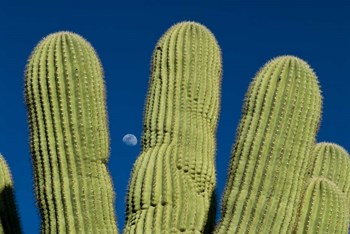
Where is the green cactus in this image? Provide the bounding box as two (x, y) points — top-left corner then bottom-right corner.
(294, 177), (349, 233)
(124, 22), (222, 233)
(24, 32), (117, 233)
(0, 155), (21, 234)
(215, 56), (322, 233)
(0, 21), (349, 234)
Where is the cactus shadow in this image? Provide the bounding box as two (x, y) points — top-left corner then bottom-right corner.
(0, 185), (21, 233)
(203, 189), (217, 234)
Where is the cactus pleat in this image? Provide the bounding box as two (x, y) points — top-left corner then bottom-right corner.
(294, 177), (349, 233)
(124, 22), (222, 233)
(215, 56), (322, 233)
(24, 32), (117, 233)
(306, 143), (350, 207)
(0, 155), (21, 233)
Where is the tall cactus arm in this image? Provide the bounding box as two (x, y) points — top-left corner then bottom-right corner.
(124, 22), (222, 234)
(24, 32), (117, 233)
(215, 56), (322, 233)
(0, 154), (21, 234)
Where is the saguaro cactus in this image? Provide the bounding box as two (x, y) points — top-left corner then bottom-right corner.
(24, 32), (117, 233)
(0, 155), (21, 234)
(124, 22), (222, 233)
(215, 56), (322, 233)
(0, 21), (349, 234)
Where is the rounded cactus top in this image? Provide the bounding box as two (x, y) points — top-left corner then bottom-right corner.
(156, 21), (220, 46)
(25, 31), (103, 75)
(246, 55), (322, 121)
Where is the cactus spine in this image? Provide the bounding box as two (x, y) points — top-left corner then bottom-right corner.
(124, 22), (222, 233)
(0, 155), (21, 234)
(215, 56), (322, 233)
(24, 32), (117, 233)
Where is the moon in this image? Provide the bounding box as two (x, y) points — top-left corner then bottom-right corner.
(122, 134), (138, 146)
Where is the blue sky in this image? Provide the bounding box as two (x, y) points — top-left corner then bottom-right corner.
(0, 1), (349, 233)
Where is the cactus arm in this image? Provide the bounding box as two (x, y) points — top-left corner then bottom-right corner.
(306, 143), (350, 205)
(0, 154), (22, 234)
(292, 142), (350, 233)
(215, 56), (322, 233)
(294, 177), (349, 234)
(124, 22), (222, 233)
(25, 32), (117, 233)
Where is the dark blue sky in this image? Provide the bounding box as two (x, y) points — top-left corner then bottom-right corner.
(0, 1), (349, 233)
